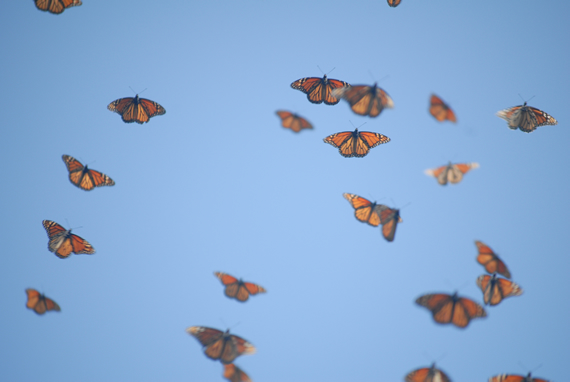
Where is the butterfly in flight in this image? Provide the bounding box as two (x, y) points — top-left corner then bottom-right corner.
(25, 289), (60, 315)
(223, 364), (252, 382)
(378, 205), (402, 242)
(332, 83), (394, 117)
(405, 363), (450, 382)
(275, 111), (313, 133)
(107, 94), (166, 124)
(186, 326), (256, 364)
(42, 220), (95, 259)
(214, 272), (267, 302)
(62, 155), (115, 191)
(429, 94), (457, 123)
(496, 102), (557, 133)
(424, 162), (479, 185)
(489, 372), (551, 382)
(34, 0), (81, 14)
(323, 128), (390, 158)
(343, 193), (385, 227)
(387, 0), (402, 6)
(415, 292), (487, 328)
(475, 240), (511, 278)
(476, 274), (523, 306)
(290, 74), (350, 105)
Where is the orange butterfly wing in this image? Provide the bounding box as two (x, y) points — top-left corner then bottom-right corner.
(489, 373), (550, 382)
(62, 155), (115, 191)
(26, 289), (61, 315)
(429, 94), (457, 123)
(214, 272), (266, 302)
(275, 111), (313, 132)
(333, 83), (394, 117)
(475, 240), (511, 278)
(108, 95), (166, 124)
(387, 0), (402, 6)
(476, 274), (523, 306)
(42, 220), (95, 259)
(425, 162), (479, 185)
(187, 327), (256, 364)
(416, 292), (486, 328)
(35, 0), (81, 14)
(343, 193), (382, 226)
(378, 205), (402, 242)
(405, 364), (451, 382)
(496, 102), (557, 133)
(323, 129), (390, 158)
(223, 364), (252, 382)
(290, 75), (350, 105)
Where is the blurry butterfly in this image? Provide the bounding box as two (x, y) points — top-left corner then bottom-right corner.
(42, 220), (95, 259)
(25, 289), (61, 315)
(290, 74), (350, 105)
(62, 155), (115, 191)
(214, 272), (267, 302)
(387, 0), (402, 7)
(475, 240), (511, 278)
(415, 292), (487, 328)
(424, 162), (479, 185)
(275, 110), (313, 133)
(378, 205), (402, 242)
(496, 102), (557, 133)
(323, 128), (390, 158)
(343, 193), (384, 227)
(34, 0), (81, 14)
(405, 363), (451, 382)
(107, 94), (166, 124)
(186, 326), (256, 364)
(489, 372), (551, 382)
(332, 83), (394, 117)
(223, 364), (252, 382)
(429, 94), (457, 123)
(476, 274), (523, 306)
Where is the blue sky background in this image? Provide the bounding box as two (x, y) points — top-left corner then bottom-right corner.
(1, 1), (569, 381)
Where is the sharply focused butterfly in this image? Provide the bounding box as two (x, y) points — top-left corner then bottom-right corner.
(415, 292), (487, 328)
(214, 272), (267, 302)
(489, 372), (551, 382)
(387, 0), (402, 7)
(62, 155), (115, 191)
(323, 128), (390, 158)
(405, 363), (451, 382)
(429, 94), (457, 123)
(332, 83), (394, 117)
(378, 205), (402, 242)
(107, 94), (166, 124)
(496, 102), (557, 133)
(34, 0), (81, 14)
(476, 274), (523, 306)
(42, 220), (95, 259)
(223, 364), (252, 382)
(275, 111), (313, 133)
(475, 240), (511, 278)
(186, 326), (256, 364)
(290, 74), (350, 105)
(25, 289), (61, 315)
(343, 193), (384, 227)
(424, 162), (479, 185)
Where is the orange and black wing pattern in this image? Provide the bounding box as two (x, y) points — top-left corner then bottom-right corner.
(343, 193), (383, 227)
(62, 155), (115, 191)
(424, 162), (479, 185)
(429, 94), (457, 123)
(475, 240), (511, 278)
(405, 363), (451, 382)
(387, 0), (402, 7)
(42, 220), (95, 259)
(108, 94), (166, 124)
(34, 0), (82, 14)
(332, 83), (394, 117)
(25, 289), (61, 315)
(290, 74), (350, 105)
(323, 128), (390, 158)
(377, 205), (402, 242)
(476, 274), (523, 306)
(489, 372), (550, 382)
(275, 110), (313, 133)
(223, 364), (252, 382)
(186, 326), (256, 364)
(214, 272), (267, 302)
(496, 102), (557, 133)
(415, 292), (487, 328)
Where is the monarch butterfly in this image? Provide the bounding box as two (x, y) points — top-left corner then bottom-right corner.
(275, 110), (313, 133)
(107, 94), (166, 124)
(496, 102), (557, 133)
(290, 74), (350, 105)
(424, 162), (479, 185)
(476, 274), (523, 306)
(489, 372), (551, 382)
(475, 240), (511, 278)
(42, 220), (95, 259)
(25, 289), (61, 315)
(343, 193), (384, 227)
(429, 94), (457, 123)
(186, 326), (256, 364)
(415, 292), (487, 328)
(323, 128), (390, 158)
(332, 83), (394, 117)
(34, 0), (81, 14)
(214, 272), (267, 302)
(378, 205), (402, 242)
(223, 364), (252, 382)
(387, 0), (402, 7)
(405, 363), (451, 382)
(62, 155), (115, 191)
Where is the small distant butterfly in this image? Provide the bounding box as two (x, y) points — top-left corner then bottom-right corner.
(387, 0), (402, 7)
(42, 220), (95, 259)
(429, 94), (457, 123)
(275, 111), (313, 133)
(424, 162), (479, 185)
(405, 363), (450, 382)
(343, 193), (384, 227)
(214, 272), (267, 302)
(378, 205), (402, 242)
(415, 292), (487, 328)
(489, 372), (551, 382)
(223, 364), (252, 382)
(186, 326), (256, 364)
(332, 83), (394, 117)
(62, 155), (115, 191)
(323, 128), (390, 158)
(475, 240), (511, 278)
(496, 102), (557, 133)
(108, 95), (166, 124)
(25, 289), (61, 315)
(476, 274), (523, 306)
(290, 74), (350, 105)
(34, 0), (81, 14)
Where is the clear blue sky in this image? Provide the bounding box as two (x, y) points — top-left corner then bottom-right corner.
(1, 1), (569, 381)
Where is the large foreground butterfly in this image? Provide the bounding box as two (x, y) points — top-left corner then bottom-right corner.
(62, 155), (115, 191)
(25, 289), (60, 315)
(415, 292), (487, 328)
(223, 364), (252, 382)
(387, 0), (402, 7)
(429, 94), (457, 123)
(405, 363), (450, 382)
(275, 110), (313, 133)
(424, 162), (479, 185)
(42, 220), (95, 259)
(476, 274), (523, 306)
(332, 83), (394, 117)
(343, 193), (384, 227)
(323, 128), (390, 158)
(489, 372), (551, 382)
(186, 326), (256, 364)
(107, 94), (166, 124)
(475, 240), (511, 278)
(34, 0), (81, 14)
(214, 272), (267, 302)
(496, 102), (557, 133)
(290, 74), (350, 105)
(378, 205), (402, 242)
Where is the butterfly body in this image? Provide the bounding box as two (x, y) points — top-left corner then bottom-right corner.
(429, 94), (456, 123)
(323, 128), (390, 157)
(476, 274), (523, 306)
(108, 94), (166, 124)
(42, 220), (95, 259)
(424, 162), (479, 185)
(62, 155), (115, 191)
(290, 74), (349, 105)
(25, 289), (60, 315)
(275, 110), (313, 132)
(405, 363), (450, 382)
(187, 326), (256, 364)
(496, 102), (557, 133)
(332, 83), (394, 117)
(489, 372), (550, 382)
(415, 292), (487, 328)
(34, 0), (82, 14)
(475, 240), (511, 278)
(214, 272), (266, 302)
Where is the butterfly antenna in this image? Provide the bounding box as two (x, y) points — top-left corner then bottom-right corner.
(456, 281), (470, 292)
(399, 202), (412, 211)
(434, 353), (447, 364)
(317, 65), (324, 75)
(129, 86), (137, 95)
(349, 120), (367, 129)
(368, 70), (376, 82)
(326, 67), (336, 75)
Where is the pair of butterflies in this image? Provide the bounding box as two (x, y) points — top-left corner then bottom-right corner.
(496, 102), (557, 133)
(343, 193), (402, 242)
(187, 326), (256, 364)
(25, 289), (60, 315)
(34, 0), (81, 14)
(214, 272), (266, 302)
(43, 220), (94, 259)
(424, 162), (479, 185)
(108, 94), (166, 124)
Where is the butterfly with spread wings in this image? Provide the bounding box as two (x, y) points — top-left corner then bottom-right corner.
(290, 74), (350, 105)
(25, 289), (61, 315)
(323, 128), (390, 158)
(489, 372), (551, 382)
(476, 274), (523, 306)
(62, 155), (115, 191)
(405, 363), (450, 382)
(343, 193), (384, 227)
(332, 83), (394, 117)
(214, 272), (266, 302)
(496, 102), (557, 133)
(34, 0), (81, 14)
(475, 240), (511, 278)
(378, 205), (402, 242)
(108, 94), (166, 124)
(387, 0), (402, 7)
(424, 162), (479, 185)
(429, 94), (457, 123)
(223, 364), (252, 382)
(186, 326), (256, 364)
(275, 111), (313, 133)
(415, 292), (487, 328)
(42, 220), (95, 259)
